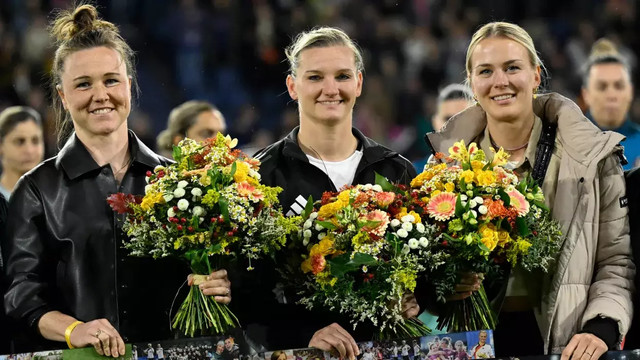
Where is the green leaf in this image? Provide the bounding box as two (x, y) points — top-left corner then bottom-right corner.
(219, 198), (230, 223)
(316, 220), (337, 230)
(173, 145), (182, 162)
(533, 200), (549, 212)
(229, 161), (237, 177)
(328, 252), (377, 278)
(497, 188), (510, 207)
(516, 216), (531, 237)
(455, 194), (466, 217)
(375, 172), (394, 192)
(302, 195), (314, 219)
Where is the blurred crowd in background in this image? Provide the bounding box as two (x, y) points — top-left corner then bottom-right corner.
(1, 0), (638, 165)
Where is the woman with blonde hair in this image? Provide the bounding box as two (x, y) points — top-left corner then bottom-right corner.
(426, 22), (633, 357)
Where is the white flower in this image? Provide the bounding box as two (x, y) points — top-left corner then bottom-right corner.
(303, 220), (313, 229)
(192, 206), (204, 216)
(408, 238), (419, 249)
(460, 194), (468, 201)
(478, 205), (488, 215)
(401, 214), (415, 223)
(173, 188), (186, 198)
(402, 222), (413, 232)
(167, 208), (176, 218)
(401, 244), (411, 254)
(397, 229), (409, 238)
(419, 237), (429, 247)
(163, 193), (174, 202)
(309, 212), (318, 220)
(318, 233), (326, 240)
(363, 184), (373, 191)
(469, 199), (477, 208)
(303, 229), (312, 239)
(303, 238), (310, 246)
(315, 224), (324, 231)
(372, 184), (382, 192)
(144, 185), (153, 194)
(416, 223), (425, 233)
(154, 165), (165, 172)
(177, 199), (189, 211)
(471, 210), (477, 218)
(191, 188), (203, 197)
(362, 265), (368, 272)
(177, 180), (189, 188)
(466, 190), (474, 197)
(390, 219), (401, 227)
(473, 196), (484, 204)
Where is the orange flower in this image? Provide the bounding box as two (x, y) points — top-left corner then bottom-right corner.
(236, 181), (256, 197)
(374, 191), (396, 207)
(310, 254), (327, 275)
(507, 190), (530, 216)
(359, 209), (390, 237)
(426, 192), (457, 221)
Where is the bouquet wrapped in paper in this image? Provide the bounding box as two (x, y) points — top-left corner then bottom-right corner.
(108, 133), (299, 337)
(410, 140), (562, 332)
(295, 176), (445, 339)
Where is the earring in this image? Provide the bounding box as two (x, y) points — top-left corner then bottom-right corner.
(533, 88), (538, 99)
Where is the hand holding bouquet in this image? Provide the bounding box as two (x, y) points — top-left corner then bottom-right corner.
(411, 140), (562, 332)
(296, 176), (445, 339)
(108, 133), (299, 337)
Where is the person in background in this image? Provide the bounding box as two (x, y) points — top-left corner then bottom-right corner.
(469, 331), (494, 359)
(0, 106), (45, 199)
(156, 100), (227, 157)
(426, 21), (633, 357)
(1, 4), (231, 356)
(581, 38), (639, 170)
(412, 84), (473, 171)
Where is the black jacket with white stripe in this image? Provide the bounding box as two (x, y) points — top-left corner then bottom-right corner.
(229, 127), (417, 350)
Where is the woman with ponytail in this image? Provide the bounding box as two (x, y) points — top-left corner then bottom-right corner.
(1, 4), (231, 356)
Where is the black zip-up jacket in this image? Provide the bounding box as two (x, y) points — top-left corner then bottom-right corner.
(2, 132), (188, 351)
(229, 127), (417, 350)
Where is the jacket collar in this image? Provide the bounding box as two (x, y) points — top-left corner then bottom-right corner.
(282, 126), (396, 163)
(58, 130), (165, 180)
(585, 111), (640, 137)
(426, 93), (624, 167)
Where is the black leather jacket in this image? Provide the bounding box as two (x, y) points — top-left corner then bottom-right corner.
(2, 131), (188, 350)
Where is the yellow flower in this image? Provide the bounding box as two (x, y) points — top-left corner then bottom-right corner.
(394, 270), (417, 292)
(408, 211), (421, 223)
(479, 223), (499, 251)
(496, 230), (512, 247)
(444, 182), (455, 192)
(140, 191), (165, 212)
(411, 171), (433, 187)
(471, 160), (484, 171)
(315, 271), (337, 287)
(233, 161), (250, 183)
(476, 170), (496, 186)
(448, 140), (469, 162)
(491, 148), (510, 167)
(460, 170), (475, 184)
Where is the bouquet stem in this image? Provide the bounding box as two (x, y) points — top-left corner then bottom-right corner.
(378, 318), (431, 340)
(436, 285), (497, 332)
(172, 275), (240, 337)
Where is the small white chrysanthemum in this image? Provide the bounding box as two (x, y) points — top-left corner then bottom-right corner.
(177, 180), (189, 189)
(303, 220), (313, 229)
(416, 223), (425, 233)
(315, 224), (324, 231)
(163, 193), (173, 202)
(167, 208), (176, 218)
(401, 244), (411, 254)
(154, 165), (165, 172)
(303, 229), (312, 239)
(192, 206), (204, 216)
(478, 205), (488, 215)
(309, 212), (318, 220)
(473, 196), (484, 204)
(408, 238), (419, 249)
(145, 184), (153, 194)
(401, 214), (414, 223)
(419, 237), (429, 247)
(460, 194), (468, 201)
(318, 233), (326, 240)
(177, 199), (189, 210)
(303, 238), (310, 246)
(191, 188), (203, 197)
(397, 229), (409, 238)
(402, 222), (413, 232)
(469, 199), (477, 208)
(390, 219), (401, 227)
(363, 184), (373, 191)
(173, 188), (186, 198)
(372, 184), (382, 192)
(471, 210), (477, 218)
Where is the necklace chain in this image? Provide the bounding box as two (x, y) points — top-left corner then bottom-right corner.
(113, 153), (132, 176)
(490, 136), (528, 152)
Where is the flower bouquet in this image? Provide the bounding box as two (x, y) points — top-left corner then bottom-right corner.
(108, 133), (299, 337)
(410, 140), (562, 332)
(295, 176), (445, 339)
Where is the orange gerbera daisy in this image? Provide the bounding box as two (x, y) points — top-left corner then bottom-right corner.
(427, 192), (457, 221)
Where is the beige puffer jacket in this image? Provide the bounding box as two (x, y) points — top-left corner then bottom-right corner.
(426, 93), (634, 353)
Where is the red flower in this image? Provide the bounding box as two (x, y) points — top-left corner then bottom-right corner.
(107, 193), (141, 214)
(311, 254), (326, 275)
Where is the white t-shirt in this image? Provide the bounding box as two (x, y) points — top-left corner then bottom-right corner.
(306, 150), (363, 191)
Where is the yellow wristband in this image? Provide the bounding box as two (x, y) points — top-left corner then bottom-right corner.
(64, 320), (83, 349)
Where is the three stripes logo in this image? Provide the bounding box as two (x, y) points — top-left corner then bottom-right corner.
(286, 195), (308, 217)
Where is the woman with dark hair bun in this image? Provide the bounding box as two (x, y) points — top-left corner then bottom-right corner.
(2, 3), (231, 356)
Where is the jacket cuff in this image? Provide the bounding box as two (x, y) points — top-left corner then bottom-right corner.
(26, 306), (54, 336)
(579, 316), (619, 350)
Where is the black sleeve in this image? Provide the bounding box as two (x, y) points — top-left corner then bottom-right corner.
(579, 316), (619, 350)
